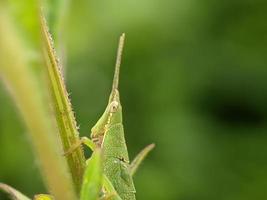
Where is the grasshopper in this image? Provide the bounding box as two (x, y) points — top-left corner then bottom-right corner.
(66, 33), (155, 200)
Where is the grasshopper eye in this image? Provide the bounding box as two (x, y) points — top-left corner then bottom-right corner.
(110, 101), (119, 113)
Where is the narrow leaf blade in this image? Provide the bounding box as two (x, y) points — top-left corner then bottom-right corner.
(80, 149), (102, 200)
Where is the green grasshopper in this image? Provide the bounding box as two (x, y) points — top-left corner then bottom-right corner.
(66, 33), (155, 200)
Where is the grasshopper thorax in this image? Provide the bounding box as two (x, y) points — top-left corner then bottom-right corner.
(90, 89), (122, 146)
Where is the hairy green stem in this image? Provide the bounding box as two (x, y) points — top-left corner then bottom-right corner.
(40, 14), (86, 192)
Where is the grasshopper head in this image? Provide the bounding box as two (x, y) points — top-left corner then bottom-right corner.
(90, 89), (122, 144)
(91, 33), (125, 144)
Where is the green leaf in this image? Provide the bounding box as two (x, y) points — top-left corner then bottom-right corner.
(80, 149), (102, 200)
(0, 183), (31, 200)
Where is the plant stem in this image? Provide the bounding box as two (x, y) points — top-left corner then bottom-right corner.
(0, 8), (77, 200)
(40, 14), (86, 192)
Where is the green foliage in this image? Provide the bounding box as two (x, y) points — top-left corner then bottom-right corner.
(0, 4), (76, 200)
(1, 1), (267, 200)
(80, 150), (102, 200)
(0, 2), (154, 200)
(11, 1), (267, 200)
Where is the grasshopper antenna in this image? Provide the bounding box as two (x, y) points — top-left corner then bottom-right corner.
(112, 33), (125, 92)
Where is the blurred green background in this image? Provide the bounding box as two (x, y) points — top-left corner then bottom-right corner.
(1, 0), (267, 199)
